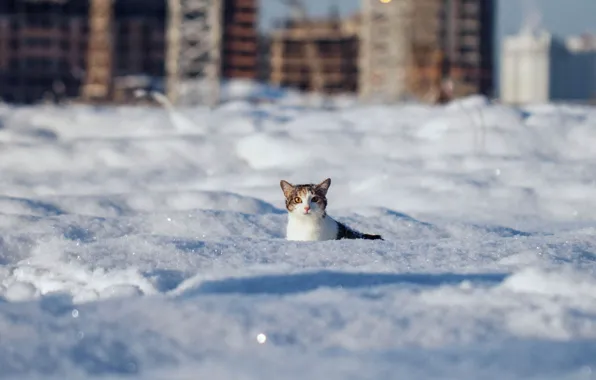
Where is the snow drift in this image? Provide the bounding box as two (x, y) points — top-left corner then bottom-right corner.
(0, 92), (596, 379)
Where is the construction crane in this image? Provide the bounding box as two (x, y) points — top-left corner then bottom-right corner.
(280, 0), (325, 93)
(166, 0), (222, 107)
(82, 0), (114, 102)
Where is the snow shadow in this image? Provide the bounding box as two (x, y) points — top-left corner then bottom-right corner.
(473, 224), (535, 237)
(191, 270), (509, 296)
(63, 224), (95, 243)
(384, 209), (435, 228)
(70, 335), (140, 375)
(144, 269), (188, 292)
(0, 196), (65, 216)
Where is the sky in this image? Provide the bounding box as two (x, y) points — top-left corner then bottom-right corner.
(259, 0), (596, 36)
(258, 0), (596, 96)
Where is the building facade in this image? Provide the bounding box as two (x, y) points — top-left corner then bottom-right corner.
(500, 30), (552, 104)
(359, 0), (415, 101)
(269, 16), (359, 94)
(0, 0), (258, 104)
(221, 0), (258, 79)
(359, 0), (494, 102)
(440, 0), (494, 97)
(501, 31), (596, 104)
(0, 0), (167, 103)
(557, 34), (596, 102)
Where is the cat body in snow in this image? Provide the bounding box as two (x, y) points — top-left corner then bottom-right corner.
(280, 178), (383, 242)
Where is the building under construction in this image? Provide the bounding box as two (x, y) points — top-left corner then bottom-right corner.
(0, 0), (258, 104)
(359, 0), (495, 102)
(268, 0), (494, 101)
(268, 10), (360, 94)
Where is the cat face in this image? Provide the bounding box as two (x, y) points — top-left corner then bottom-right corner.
(280, 178), (331, 217)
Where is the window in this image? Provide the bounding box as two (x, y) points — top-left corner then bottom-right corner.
(22, 57), (54, 71)
(25, 14), (52, 28)
(9, 58), (19, 70)
(59, 60), (69, 71)
(284, 41), (302, 56)
(25, 37), (52, 48)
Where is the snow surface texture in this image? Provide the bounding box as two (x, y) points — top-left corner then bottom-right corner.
(1, 85), (596, 379)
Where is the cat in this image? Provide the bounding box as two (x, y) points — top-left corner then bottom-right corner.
(280, 177), (383, 241)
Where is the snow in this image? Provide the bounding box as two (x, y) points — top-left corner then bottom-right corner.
(1, 89), (596, 379)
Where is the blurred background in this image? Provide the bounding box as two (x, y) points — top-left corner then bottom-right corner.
(0, 0), (594, 107)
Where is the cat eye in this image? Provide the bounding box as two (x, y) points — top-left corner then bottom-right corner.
(311, 196), (319, 202)
(294, 197), (301, 203)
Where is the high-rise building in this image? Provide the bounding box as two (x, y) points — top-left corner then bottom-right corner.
(440, 0), (495, 97)
(501, 30), (553, 104)
(359, 0), (495, 102)
(501, 30), (596, 104)
(359, 0), (422, 101)
(0, 0), (258, 104)
(221, 0), (258, 79)
(269, 15), (359, 94)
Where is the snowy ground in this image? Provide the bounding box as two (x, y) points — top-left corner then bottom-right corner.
(1, 86), (596, 379)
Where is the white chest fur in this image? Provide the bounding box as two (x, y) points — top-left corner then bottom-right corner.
(286, 214), (338, 241)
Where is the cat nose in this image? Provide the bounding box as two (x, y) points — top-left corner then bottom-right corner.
(304, 206), (310, 212)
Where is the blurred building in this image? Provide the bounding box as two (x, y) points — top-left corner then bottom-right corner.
(0, 0), (258, 104)
(256, 32), (271, 83)
(359, 0), (495, 102)
(0, 0), (166, 103)
(221, 0), (258, 79)
(500, 29), (553, 104)
(556, 34), (596, 103)
(501, 31), (596, 104)
(359, 0), (439, 101)
(268, 15), (359, 94)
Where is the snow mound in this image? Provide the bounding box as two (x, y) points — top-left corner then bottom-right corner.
(236, 133), (315, 169)
(0, 95), (595, 379)
(501, 267), (596, 299)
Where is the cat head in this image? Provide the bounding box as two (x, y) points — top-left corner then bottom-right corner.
(280, 178), (331, 218)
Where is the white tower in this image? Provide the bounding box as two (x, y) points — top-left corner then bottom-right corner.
(500, 1), (551, 104)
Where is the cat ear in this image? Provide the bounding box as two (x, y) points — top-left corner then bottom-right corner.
(316, 178), (331, 195)
(280, 180), (294, 198)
